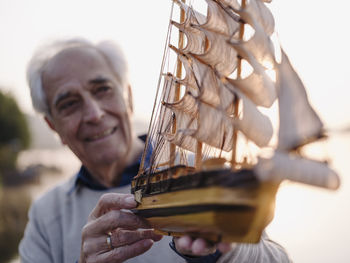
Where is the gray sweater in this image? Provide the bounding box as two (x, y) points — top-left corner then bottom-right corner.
(19, 175), (292, 263)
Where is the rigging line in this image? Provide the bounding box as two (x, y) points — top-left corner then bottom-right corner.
(150, 68), (172, 145)
(151, 132), (169, 170)
(150, 140), (165, 172)
(188, 1), (202, 26)
(180, 147), (189, 167)
(139, 0), (176, 173)
(203, 143), (212, 160)
(157, 79), (176, 145)
(153, 80), (169, 140)
(150, 97), (174, 171)
(151, 36), (173, 134)
(154, 113), (173, 155)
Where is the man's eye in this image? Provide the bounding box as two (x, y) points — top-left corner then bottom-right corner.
(58, 100), (78, 112)
(96, 85), (111, 94)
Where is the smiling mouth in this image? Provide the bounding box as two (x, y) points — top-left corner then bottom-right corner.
(85, 127), (117, 142)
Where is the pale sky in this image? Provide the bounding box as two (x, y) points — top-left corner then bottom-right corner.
(1, 0), (350, 262)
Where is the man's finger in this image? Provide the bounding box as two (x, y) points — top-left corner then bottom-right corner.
(84, 209), (150, 235)
(175, 236), (192, 252)
(83, 229), (162, 254)
(192, 238), (216, 256)
(110, 229), (162, 248)
(175, 236), (216, 256)
(89, 193), (137, 220)
(94, 239), (154, 263)
(218, 242), (236, 253)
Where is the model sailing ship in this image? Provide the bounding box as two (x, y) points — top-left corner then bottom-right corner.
(131, 0), (340, 243)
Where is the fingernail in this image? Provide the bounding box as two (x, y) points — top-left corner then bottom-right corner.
(143, 239), (153, 248)
(125, 196), (136, 206)
(178, 236), (191, 248)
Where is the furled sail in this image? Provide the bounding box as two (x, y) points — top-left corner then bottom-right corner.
(225, 44), (276, 107)
(173, 1), (239, 75)
(175, 51), (234, 109)
(219, 0), (274, 36)
(162, 77), (273, 150)
(228, 8), (275, 68)
(202, 0), (240, 36)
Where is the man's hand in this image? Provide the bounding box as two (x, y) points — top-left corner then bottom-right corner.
(174, 235), (235, 257)
(79, 193), (162, 263)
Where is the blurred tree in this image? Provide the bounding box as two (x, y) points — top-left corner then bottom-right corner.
(0, 188), (31, 262)
(0, 90), (32, 262)
(0, 90), (31, 182)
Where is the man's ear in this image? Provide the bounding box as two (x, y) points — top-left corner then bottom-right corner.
(127, 84), (134, 114)
(44, 116), (56, 132)
(44, 116), (67, 145)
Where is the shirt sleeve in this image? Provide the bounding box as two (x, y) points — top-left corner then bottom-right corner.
(217, 232), (293, 263)
(19, 202), (53, 263)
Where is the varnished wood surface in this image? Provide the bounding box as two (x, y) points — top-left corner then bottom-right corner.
(136, 186), (258, 209)
(135, 182), (280, 243)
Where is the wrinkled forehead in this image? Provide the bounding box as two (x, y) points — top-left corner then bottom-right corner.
(42, 46), (113, 86)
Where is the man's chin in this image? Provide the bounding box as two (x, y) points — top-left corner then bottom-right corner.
(91, 150), (127, 166)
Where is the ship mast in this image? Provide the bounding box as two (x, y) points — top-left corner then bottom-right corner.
(170, 0), (187, 166)
(231, 0), (246, 169)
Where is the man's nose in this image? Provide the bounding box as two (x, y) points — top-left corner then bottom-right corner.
(83, 98), (104, 123)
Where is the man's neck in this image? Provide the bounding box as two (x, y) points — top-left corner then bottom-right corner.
(83, 137), (144, 188)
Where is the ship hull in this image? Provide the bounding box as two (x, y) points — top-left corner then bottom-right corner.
(131, 166), (279, 243)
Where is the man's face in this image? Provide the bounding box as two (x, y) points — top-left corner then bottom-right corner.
(42, 47), (132, 168)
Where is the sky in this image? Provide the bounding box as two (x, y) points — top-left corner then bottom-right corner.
(1, 0), (350, 262)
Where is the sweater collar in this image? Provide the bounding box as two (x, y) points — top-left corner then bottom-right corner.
(74, 160), (140, 191)
(68, 134), (148, 193)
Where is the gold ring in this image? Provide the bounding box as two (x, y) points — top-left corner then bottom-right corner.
(106, 232), (113, 250)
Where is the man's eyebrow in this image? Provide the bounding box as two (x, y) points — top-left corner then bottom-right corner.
(53, 91), (73, 107)
(89, 77), (110, 85)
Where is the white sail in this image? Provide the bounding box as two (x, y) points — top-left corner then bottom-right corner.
(218, 0), (240, 10)
(174, 0), (206, 25)
(172, 3), (239, 75)
(192, 26), (238, 76)
(171, 20), (206, 55)
(276, 50), (324, 151)
(226, 44), (276, 107)
(175, 0), (240, 37)
(139, 0), (339, 193)
(255, 152), (340, 190)
(233, 89), (273, 147)
(163, 88), (273, 149)
(150, 75), (178, 169)
(229, 8), (275, 67)
(218, 0), (274, 36)
(203, 0), (240, 36)
(162, 109), (198, 153)
(178, 53), (235, 110)
(162, 90), (233, 151)
(243, 0), (275, 36)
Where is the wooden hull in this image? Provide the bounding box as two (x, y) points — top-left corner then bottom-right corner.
(132, 166), (279, 243)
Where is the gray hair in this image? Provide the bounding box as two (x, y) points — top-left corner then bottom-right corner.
(27, 38), (129, 117)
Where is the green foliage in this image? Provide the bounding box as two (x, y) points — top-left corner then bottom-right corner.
(0, 90), (31, 174)
(0, 91), (33, 261)
(0, 188), (31, 262)
(0, 91), (30, 148)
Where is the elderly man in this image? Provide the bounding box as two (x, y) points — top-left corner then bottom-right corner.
(19, 38), (291, 263)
